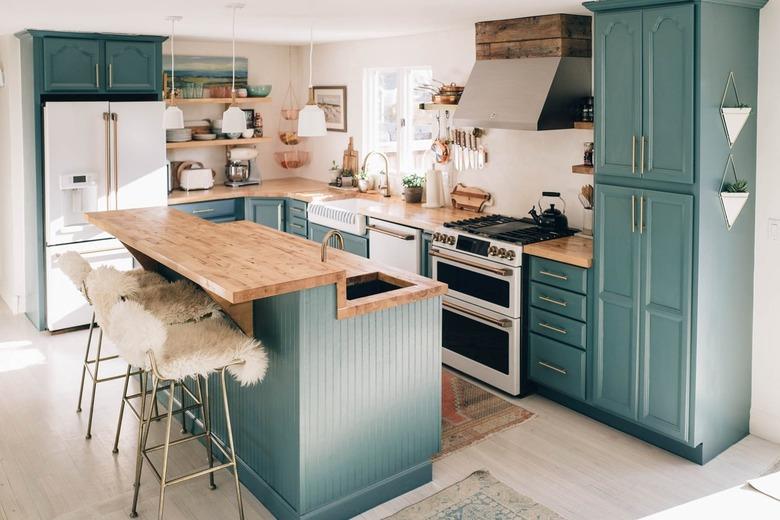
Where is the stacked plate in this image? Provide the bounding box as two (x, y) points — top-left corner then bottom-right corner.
(166, 128), (192, 143)
(193, 133), (217, 141)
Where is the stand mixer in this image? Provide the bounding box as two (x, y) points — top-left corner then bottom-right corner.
(225, 146), (261, 187)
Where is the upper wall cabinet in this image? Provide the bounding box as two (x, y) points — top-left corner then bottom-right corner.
(35, 32), (164, 96)
(594, 4), (694, 184)
(105, 41), (158, 92)
(42, 37), (102, 92)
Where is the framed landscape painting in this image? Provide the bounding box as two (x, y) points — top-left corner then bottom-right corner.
(313, 86), (347, 132)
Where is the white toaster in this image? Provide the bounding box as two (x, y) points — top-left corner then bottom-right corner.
(179, 168), (214, 191)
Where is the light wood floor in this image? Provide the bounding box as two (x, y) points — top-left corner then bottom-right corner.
(1, 303), (778, 520)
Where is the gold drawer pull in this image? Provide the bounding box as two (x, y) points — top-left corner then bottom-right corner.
(538, 295), (567, 307)
(539, 270), (568, 281)
(291, 222), (305, 230)
(291, 206), (305, 214)
(192, 208), (215, 214)
(538, 322), (567, 335)
(538, 361), (567, 375)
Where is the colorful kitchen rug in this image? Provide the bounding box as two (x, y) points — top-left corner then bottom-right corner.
(438, 369), (534, 459)
(385, 470), (564, 519)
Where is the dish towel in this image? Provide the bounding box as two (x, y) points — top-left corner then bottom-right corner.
(748, 471), (780, 501)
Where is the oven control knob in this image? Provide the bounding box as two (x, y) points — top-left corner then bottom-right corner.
(433, 232), (441, 242)
(497, 248), (507, 258)
(506, 250), (516, 261)
(488, 245), (498, 256)
(446, 235), (456, 245)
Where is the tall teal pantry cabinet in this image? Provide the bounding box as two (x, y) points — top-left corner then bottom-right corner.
(582, 0), (765, 464)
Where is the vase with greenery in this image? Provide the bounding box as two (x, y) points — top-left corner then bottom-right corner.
(402, 174), (424, 203)
(720, 178), (749, 230)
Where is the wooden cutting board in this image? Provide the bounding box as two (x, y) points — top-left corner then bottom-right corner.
(450, 184), (491, 212)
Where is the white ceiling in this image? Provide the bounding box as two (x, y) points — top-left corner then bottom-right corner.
(2, 0), (589, 44)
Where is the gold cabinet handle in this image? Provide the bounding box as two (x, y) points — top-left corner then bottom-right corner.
(539, 270), (568, 281)
(111, 113), (119, 209)
(640, 136), (646, 175)
(538, 322), (568, 335)
(640, 195), (645, 234)
(538, 295), (567, 307)
(290, 206), (305, 214)
(291, 222), (304, 230)
(538, 360), (567, 375)
(95, 63), (100, 88)
(192, 208), (215, 215)
(103, 112), (110, 208)
(108, 64), (113, 88)
(631, 194), (636, 233)
(632, 135), (636, 174)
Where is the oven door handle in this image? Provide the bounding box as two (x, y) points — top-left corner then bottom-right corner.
(442, 300), (513, 328)
(430, 248), (513, 277)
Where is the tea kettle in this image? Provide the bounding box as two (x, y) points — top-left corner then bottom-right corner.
(529, 192), (569, 231)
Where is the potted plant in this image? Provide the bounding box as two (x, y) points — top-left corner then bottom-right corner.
(720, 178), (750, 229)
(356, 168), (370, 193)
(721, 102), (752, 146)
(402, 174), (424, 203)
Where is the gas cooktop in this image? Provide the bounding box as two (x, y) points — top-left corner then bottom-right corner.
(443, 214), (576, 246)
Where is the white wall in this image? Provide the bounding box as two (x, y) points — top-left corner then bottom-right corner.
(298, 27), (593, 224)
(0, 35), (25, 313)
(751, 1), (780, 443)
(166, 39), (304, 184)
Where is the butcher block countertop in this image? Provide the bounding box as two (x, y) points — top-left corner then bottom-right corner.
(523, 235), (594, 269)
(85, 207), (447, 319)
(168, 177), (479, 231)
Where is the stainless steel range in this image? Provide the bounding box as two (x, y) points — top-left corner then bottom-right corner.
(430, 214), (576, 395)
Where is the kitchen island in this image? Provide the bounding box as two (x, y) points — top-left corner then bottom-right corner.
(86, 207), (447, 520)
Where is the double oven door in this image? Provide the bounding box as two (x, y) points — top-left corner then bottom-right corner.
(431, 247), (522, 395)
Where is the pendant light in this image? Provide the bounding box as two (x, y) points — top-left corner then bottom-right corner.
(298, 26), (326, 137)
(163, 16), (184, 130)
(222, 3), (248, 134)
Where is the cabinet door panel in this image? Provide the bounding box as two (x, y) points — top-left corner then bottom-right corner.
(105, 41), (158, 92)
(246, 198), (286, 231)
(642, 5), (695, 183)
(42, 37), (101, 92)
(594, 11), (643, 177)
(638, 190), (693, 440)
(592, 185), (640, 419)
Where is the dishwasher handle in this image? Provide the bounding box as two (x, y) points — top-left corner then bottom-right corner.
(367, 224), (416, 240)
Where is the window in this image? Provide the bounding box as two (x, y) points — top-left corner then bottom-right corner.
(364, 66), (434, 175)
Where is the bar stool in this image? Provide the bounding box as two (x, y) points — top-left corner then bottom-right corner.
(57, 251), (167, 439)
(106, 299), (268, 520)
(80, 262), (222, 452)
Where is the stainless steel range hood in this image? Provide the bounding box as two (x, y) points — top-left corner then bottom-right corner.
(455, 14), (592, 131)
(454, 56), (592, 131)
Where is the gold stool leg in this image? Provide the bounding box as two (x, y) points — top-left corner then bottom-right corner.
(197, 375), (216, 490)
(158, 380), (176, 520)
(85, 327), (104, 439)
(76, 312), (96, 413)
(130, 372), (154, 518)
(220, 368), (244, 520)
(179, 382), (188, 434)
(112, 365), (132, 454)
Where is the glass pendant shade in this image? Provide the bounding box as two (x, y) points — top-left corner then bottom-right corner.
(163, 105), (184, 130)
(298, 103), (326, 137)
(222, 105), (247, 133)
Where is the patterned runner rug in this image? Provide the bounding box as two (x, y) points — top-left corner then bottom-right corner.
(438, 369), (534, 459)
(385, 470), (565, 519)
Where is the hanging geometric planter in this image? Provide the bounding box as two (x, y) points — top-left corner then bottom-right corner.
(719, 154), (750, 230)
(719, 71), (752, 148)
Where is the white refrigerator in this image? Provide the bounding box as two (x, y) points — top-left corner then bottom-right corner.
(44, 101), (167, 331)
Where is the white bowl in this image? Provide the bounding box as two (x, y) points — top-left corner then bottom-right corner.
(242, 129), (255, 138)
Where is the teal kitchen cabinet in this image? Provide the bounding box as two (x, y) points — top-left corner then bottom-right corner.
(105, 40), (158, 92)
(309, 223), (369, 258)
(592, 185), (693, 439)
(592, 185), (641, 419)
(246, 198), (286, 231)
(593, 4), (694, 184)
(421, 232), (432, 278)
(171, 199), (244, 223)
(42, 37), (102, 92)
(285, 199), (309, 238)
(593, 10), (642, 178)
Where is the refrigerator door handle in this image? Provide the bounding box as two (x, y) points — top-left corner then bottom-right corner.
(111, 112), (119, 210)
(103, 112), (111, 210)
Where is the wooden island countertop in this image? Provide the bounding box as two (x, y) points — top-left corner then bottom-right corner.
(523, 235), (593, 269)
(85, 207), (446, 320)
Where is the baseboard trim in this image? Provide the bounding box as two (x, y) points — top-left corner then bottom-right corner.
(750, 407), (780, 444)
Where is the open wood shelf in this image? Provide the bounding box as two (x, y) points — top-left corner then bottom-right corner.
(573, 121), (594, 129)
(571, 164), (594, 175)
(166, 136), (272, 150)
(166, 97), (273, 106)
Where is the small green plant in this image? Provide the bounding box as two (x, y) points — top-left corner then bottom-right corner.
(402, 174), (424, 189)
(356, 167), (368, 180)
(330, 160), (340, 171)
(723, 179), (749, 193)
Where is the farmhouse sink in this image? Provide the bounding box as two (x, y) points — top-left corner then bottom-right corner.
(307, 197), (377, 235)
